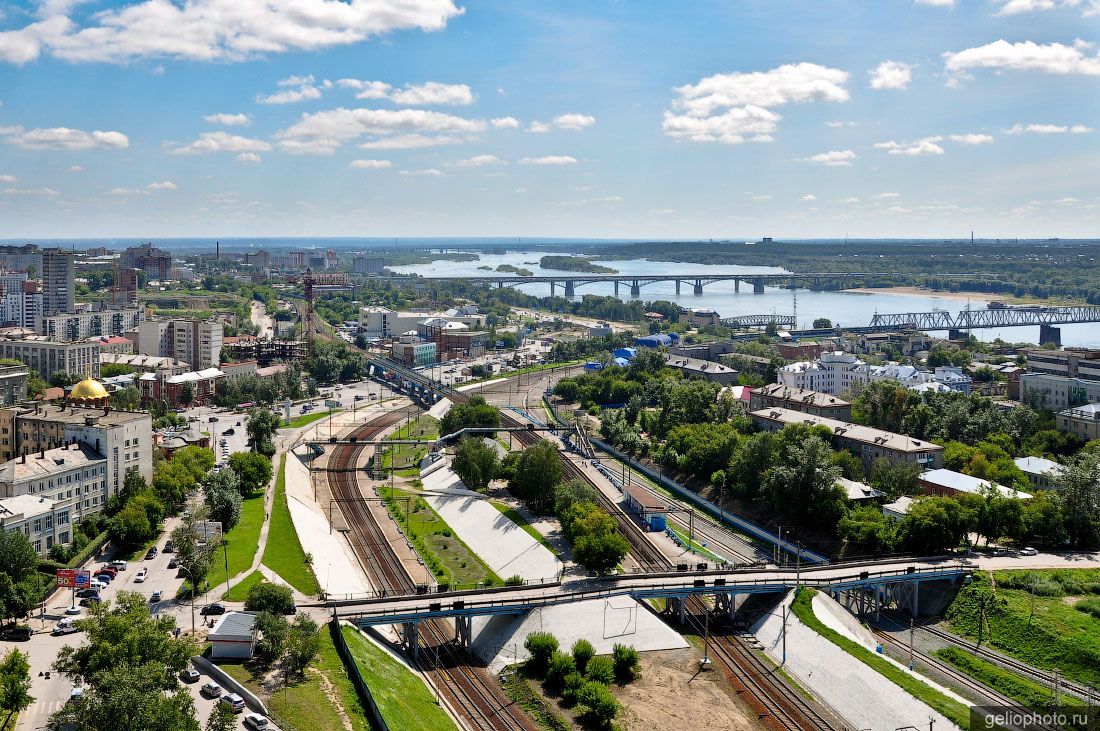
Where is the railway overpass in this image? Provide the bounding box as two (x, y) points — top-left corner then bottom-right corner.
(869, 305), (1100, 345)
(375, 272), (988, 298)
(333, 558), (970, 654)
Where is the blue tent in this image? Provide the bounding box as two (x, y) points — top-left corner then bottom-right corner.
(583, 362), (604, 371)
(612, 347), (637, 360)
(635, 334), (672, 348)
(612, 356), (631, 367)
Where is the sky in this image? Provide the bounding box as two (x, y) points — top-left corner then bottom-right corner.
(0, 0), (1097, 240)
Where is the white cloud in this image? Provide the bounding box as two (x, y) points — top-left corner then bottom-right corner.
(915, 0), (954, 5)
(527, 121), (552, 133)
(276, 107), (485, 154)
(648, 208), (677, 215)
(204, 112), (251, 127)
(0, 0), (464, 65)
(873, 192), (901, 199)
(451, 154), (503, 167)
(869, 60), (913, 90)
(390, 82), (475, 106)
(1004, 123), (1093, 134)
(358, 134), (463, 150)
(0, 174), (15, 183)
(553, 113), (596, 130)
(3, 187), (58, 196)
(797, 149), (857, 166)
(825, 120), (855, 128)
(664, 62), (848, 143)
(0, 125), (128, 150)
(949, 133), (994, 145)
(107, 187), (140, 196)
(349, 159), (391, 169)
(1055, 197), (1080, 204)
(490, 116), (519, 130)
(258, 85), (322, 105)
(236, 152), (261, 164)
(874, 136), (945, 156)
(336, 79), (392, 100)
(944, 39), (1100, 77)
(399, 168), (445, 176)
(519, 155), (577, 165)
(995, 0), (1089, 14)
(839, 197), (860, 203)
(800, 194), (817, 201)
(279, 75), (315, 87)
(66, 165), (82, 172)
(146, 180), (177, 191)
(169, 131), (272, 155)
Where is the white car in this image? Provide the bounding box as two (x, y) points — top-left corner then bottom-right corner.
(1019, 546), (1039, 556)
(243, 713), (269, 730)
(135, 568), (148, 583)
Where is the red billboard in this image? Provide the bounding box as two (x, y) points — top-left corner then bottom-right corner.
(56, 569), (91, 588)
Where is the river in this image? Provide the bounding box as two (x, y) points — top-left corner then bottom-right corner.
(388, 251), (1100, 348)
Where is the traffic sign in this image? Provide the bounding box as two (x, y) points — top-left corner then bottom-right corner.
(325, 399), (339, 409)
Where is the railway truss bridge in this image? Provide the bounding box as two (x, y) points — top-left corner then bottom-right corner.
(330, 560), (970, 657)
(869, 304), (1100, 345)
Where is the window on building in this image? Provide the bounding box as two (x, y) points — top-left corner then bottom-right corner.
(58, 511), (69, 525)
(59, 531), (68, 544)
(33, 540), (41, 554)
(32, 518), (41, 533)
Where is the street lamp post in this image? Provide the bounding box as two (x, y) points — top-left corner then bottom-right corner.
(178, 564), (197, 634)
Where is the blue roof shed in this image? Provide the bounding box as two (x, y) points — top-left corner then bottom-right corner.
(612, 347), (637, 360)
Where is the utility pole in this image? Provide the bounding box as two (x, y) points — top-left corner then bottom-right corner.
(909, 618), (915, 671)
(781, 602), (788, 666)
(701, 607), (711, 669)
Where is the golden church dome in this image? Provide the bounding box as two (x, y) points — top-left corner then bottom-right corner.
(70, 377), (109, 401)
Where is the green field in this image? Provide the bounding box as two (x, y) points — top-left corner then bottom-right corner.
(261, 455), (321, 596)
(383, 487), (500, 588)
(934, 646), (1084, 711)
(489, 501), (558, 555)
(222, 628), (371, 731)
(341, 626), (458, 731)
(944, 569), (1100, 687)
(222, 570), (264, 602)
(282, 410), (338, 429)
(380, 415), (439, 477)
(180, 492), (264, 598)
(791, 589), (972, 730)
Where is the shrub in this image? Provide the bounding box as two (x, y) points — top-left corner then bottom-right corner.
(576, 680), (619, 727)
(612, 643), (640, 683)
(244, 581), (295, 615)
(571, 638), (595, 674)
(561, 671), (585, 705)
(1076, 598), (1100, 619)
(524, 632), (559, 676)
(585, 655), (615, 685)
(504, 574), (524, 587)
(545, 651), (576, 694)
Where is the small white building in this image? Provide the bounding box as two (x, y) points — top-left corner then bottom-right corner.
(882, 495), (914, 520)
(837, 477), (883, 502)
(208, 612), (257, 660)
(1013, 456), (1064, 491)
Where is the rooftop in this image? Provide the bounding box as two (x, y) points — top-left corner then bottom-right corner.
(664, 354), (737, 375)
(749, 407), (942, 454)
(0, 494), (57, 521)
(100, 353), (190, 370)
(837, 477), (882, 501)
(1013, 456), (1064, 477)
(919, 468), (1031, 499)
(0, 442), (104, 483)
(754, 383), (851, 408)
(5, 403), (152, 428)
(210, 611), (257, 641)
(1059, 403), (1100, 418)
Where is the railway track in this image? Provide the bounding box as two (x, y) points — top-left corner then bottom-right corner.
(327, 412), (539, 731)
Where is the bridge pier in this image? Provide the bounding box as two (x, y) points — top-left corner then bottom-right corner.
(630, 280), (640, 298)
(734, 279), (739, 293)
(565, 280), (575, 298)
(693, 278), (703, 295)
(675, 280), (681, 295)
(1040, 324), (1062, 347)
(497, 281), (503, 289)
(549, 281), (555, 297)
(614, 280), (619, 296)
(752, 278), (765, 294)
(665, 595), (687, 624)
(401, 620), (420, 660)
(948, 328), (967, 341)
(454, 615), (472, 649)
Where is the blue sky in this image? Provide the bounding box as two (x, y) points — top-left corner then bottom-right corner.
(0, 0), (1097, 239)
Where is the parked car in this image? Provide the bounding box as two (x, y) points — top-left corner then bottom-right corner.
(354, 394), (364, 401)
(200, 682), (222, 698)
(243, 713), (269, 730)
(89, 580), (107, 591)
(167, 557), (178, 569)
(163, 540), (174, 553)
(1019, 546), (1039, 556)
(201, 603), (226, 616)
(145, 547), (158, 560)
(219, 693), (245, 713)
(135, 568), (148, 583)
(64, 606), (82, 616)
(108, 560), (127, 571)
(223, 428), (235, 436)
(79, 596), (101, 606)
(179, 668), (200, 683)
(52, 618), (79, 636)
(0, 625), (31, 641)
(93, 573), (112, 584)
(97, 565), (118, 577)
(76, 588), (99, 599)
(150, 591), (162, 602)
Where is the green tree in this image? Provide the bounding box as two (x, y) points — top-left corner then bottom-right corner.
(1055, 452), (1100, 547)
(108, 505), (152, 548)
(246, 407), (281, 457)
(524, 632), (559, 675)
(838, 506), (898, 553)
(509, 441), (562, 514)
(899, 496), (967, 554)
(562, 503), (629, 575)
(440, 395), (500, 436)
(576, 680), (619, 727)
(227, 452), (273, 494)
(0, 648), (33, 718)
(205, 704), (236, 731)
(553, 479), (598, 517)
(111, 386), (142, 411)
(179, 382), (195, 407)
(830, 449), (864, 481)
(764, 434), (844, 529)
(585, 655), (614, 684)
(868, 458), (921, 499)
(0, 530), (38, 582)
(452, 438), (499, 491)
(50, 665), (199, 731)
(571, 639), (595, 675)
(253, 611), (289, 667)
(204, 468), (243, 531)
(545, 651), (576, 693)
(284, 614), (321, 679)
(611, 643), (640, 683)
(812, 317), (832, 328)
(244, 582), (295, 615)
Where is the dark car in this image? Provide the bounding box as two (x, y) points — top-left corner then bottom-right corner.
(167, 557), (178, 569)
(0, 625), (31, 641)
(145, 547), (158, 560)
(223, 428), (235, 436)
(163, 540), (174, 553)
(79, 596), (102, 606)
(75, 589), (99, 599)
(201, 603), (226, 616)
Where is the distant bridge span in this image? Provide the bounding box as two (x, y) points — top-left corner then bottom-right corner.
(868, 305), (1100, 344)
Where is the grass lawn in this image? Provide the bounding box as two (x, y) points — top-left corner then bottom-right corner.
(934, 646), (1084, 711)
(383, 487), (500, 588)
(791, 589), (972, 730)
(261, 455), (321, 596)
(489, 501), (558, 555)
(282, 410), (340, 430)
(341, 625), (458, 731)
(221, 628), (370, 731)
(119, 529), (164, 562)
(944, 569), (1100, 687)
(380, 415), (439, 476)
(222, 570), (265, 602)
(180, 492), (265, 598)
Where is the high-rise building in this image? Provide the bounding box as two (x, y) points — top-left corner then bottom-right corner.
(352, 256), (384, 275)
(0, 336), (100, 378)
(120, 244), (172, 281)
(109, 267), (139, 307)
(40, 248), (74, 317)
(0, 245), (42, 274)
(0, 273), (42, 329)
(37, 308), (144, 342)
(137, 319), (222, 369)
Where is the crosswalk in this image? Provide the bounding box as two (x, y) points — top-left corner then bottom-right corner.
(22, 697), (67, 729)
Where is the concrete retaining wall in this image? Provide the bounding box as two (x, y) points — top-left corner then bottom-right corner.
(329, 619), (389, 731)
(192, 655), (268, 716)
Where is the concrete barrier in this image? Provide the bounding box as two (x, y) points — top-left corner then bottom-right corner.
(329, 619), (389, 731)
(191, 655), (268, 716)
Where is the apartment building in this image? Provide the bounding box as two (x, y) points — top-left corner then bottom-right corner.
(0, 366), (27, 406)
(748, 383), (852, 421)
(120, 244), (172, 281)
(0, 336), (100, 378)
(778, 351), (972, 396)
(1019, 373), (1100, 411)
(40, 248), (74, 317)
(37, 307), (144, 342)
(137, 320), (222, 369)
(1056, 404), (1100, 441)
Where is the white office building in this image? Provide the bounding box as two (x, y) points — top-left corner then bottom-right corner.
(778, 351), (972, 397)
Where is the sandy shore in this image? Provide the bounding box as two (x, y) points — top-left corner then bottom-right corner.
(843, 286), (1083, 306)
